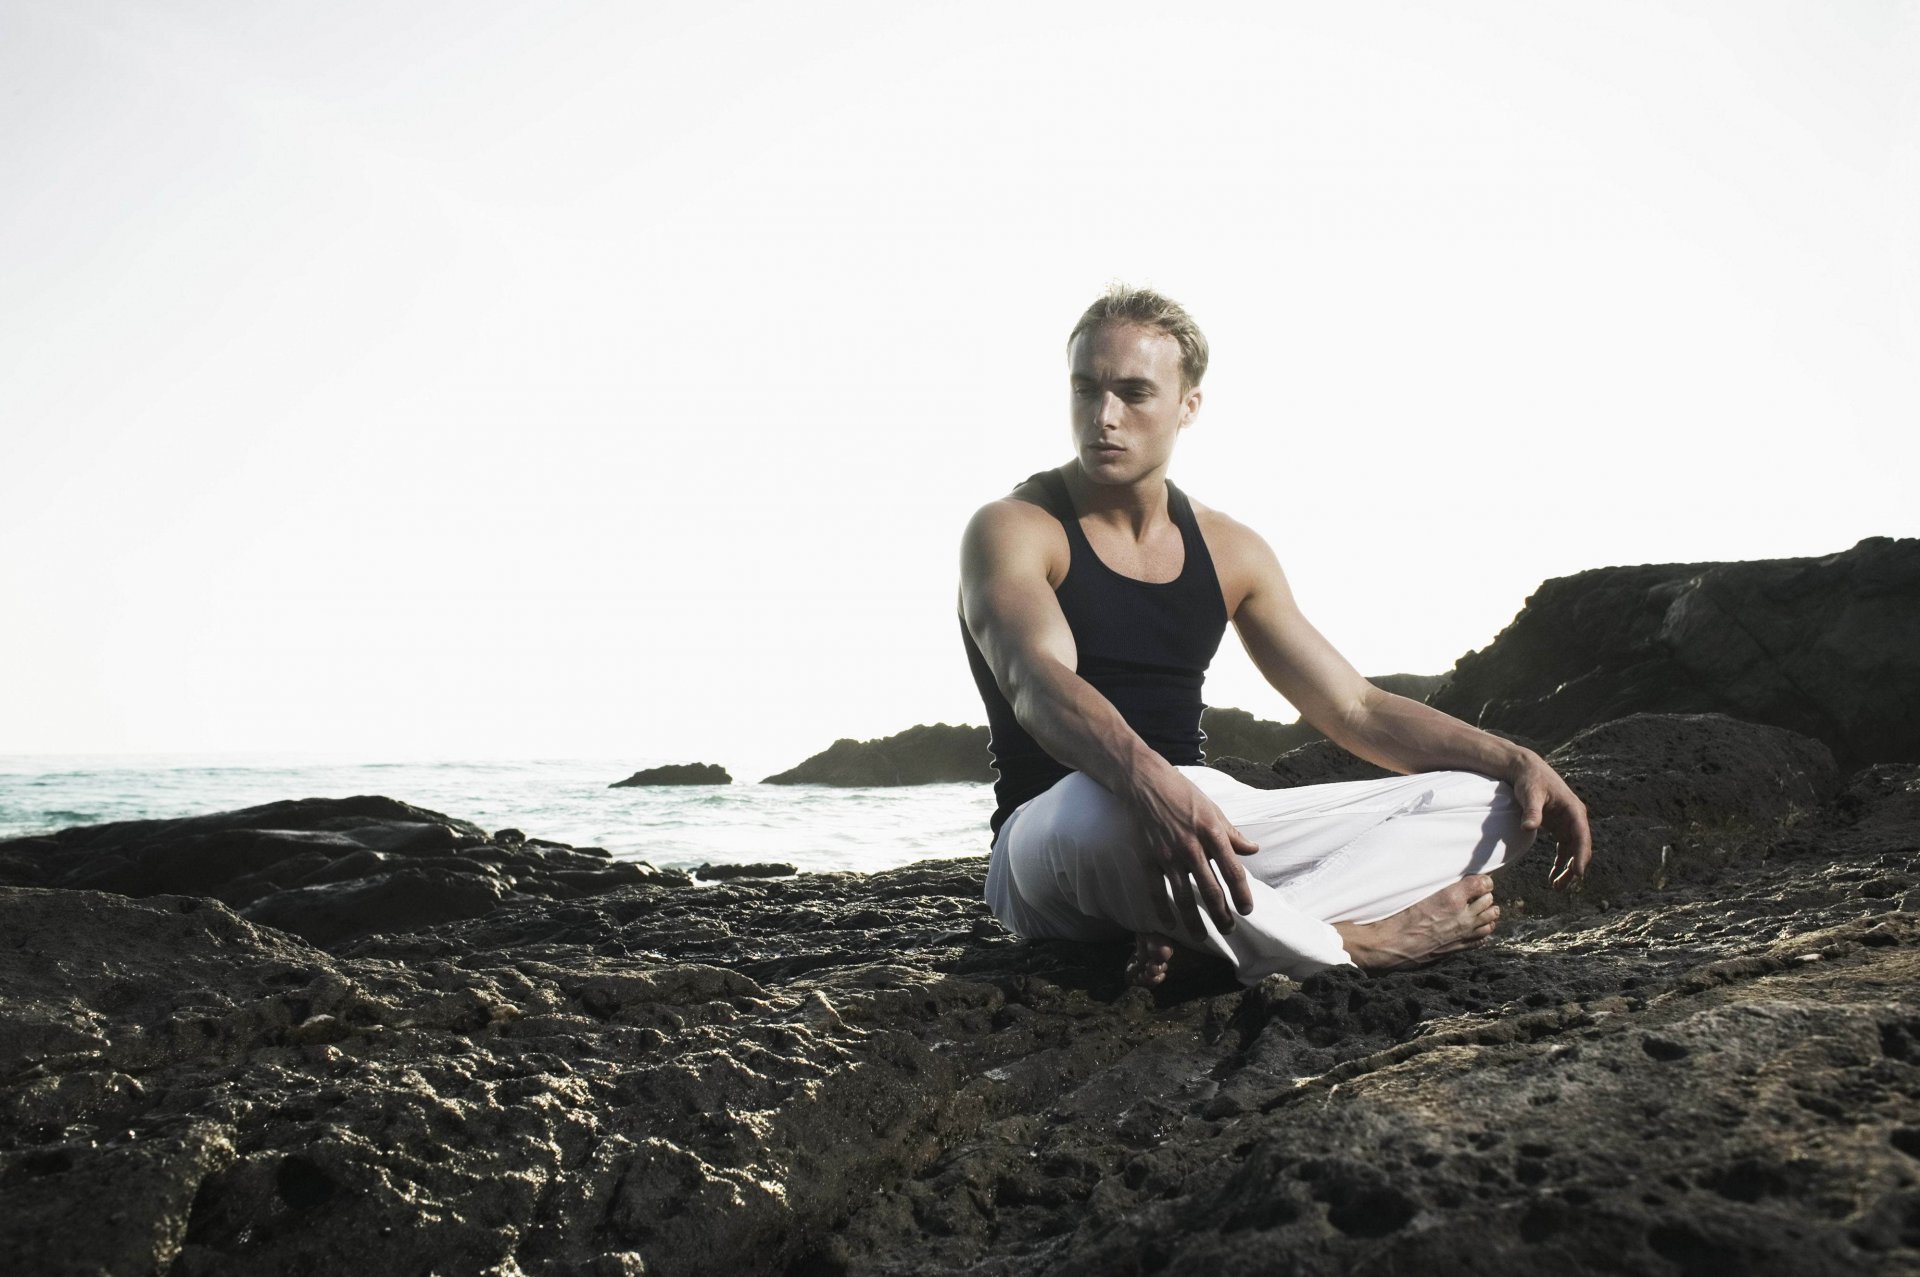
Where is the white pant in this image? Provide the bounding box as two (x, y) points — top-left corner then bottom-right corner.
(985, 766), (1533, 983)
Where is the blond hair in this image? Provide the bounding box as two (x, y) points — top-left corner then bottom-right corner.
(1067, 284), (1210, 391)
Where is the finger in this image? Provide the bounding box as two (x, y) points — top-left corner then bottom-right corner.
(1150, 862), (1183, 931)
(1213, 837), (1256, 916)
(1191, 845), (1239, 932)
(1230, 827), (1260, 857)
(1169, 870), (1205, 935)
(1570, 808), (1594, 878)
(1518, 785), (1545, 832)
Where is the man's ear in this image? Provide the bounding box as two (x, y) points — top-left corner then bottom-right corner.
(1180, 386), (1203, 427)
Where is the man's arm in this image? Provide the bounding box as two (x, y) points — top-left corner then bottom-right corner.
(1224, 523), (1593, 887)
(959, 499), (1259, 931)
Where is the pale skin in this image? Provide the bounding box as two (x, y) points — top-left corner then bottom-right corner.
(959, 321), (1593, 987)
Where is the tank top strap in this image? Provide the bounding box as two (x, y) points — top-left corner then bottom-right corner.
(1026, 470), (1217, 583)
(1165, 478), (1220, 590)
(1026, 469), (1091, 551)
(1164, 479), (1197, 537)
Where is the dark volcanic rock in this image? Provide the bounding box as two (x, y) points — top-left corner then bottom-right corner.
(1200, 707), (1321, 764)
(1268, 739), (1398, 787)
(0, 796), (686, 948)
(1430, 536), (1920, 767)
(1501, 713), (1842, 919)
(695, 861), (797, 881)
(1200, 678), (1445, 767)
(1204, 755), (1294, 790)
(609, 762), (732, 787)
(5, 747), (1920, 1275)
(763, 722), (992, 786)
(1547, 712), (1840, 829)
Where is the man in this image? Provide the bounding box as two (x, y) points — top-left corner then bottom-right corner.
(958, 285), (1591, 987)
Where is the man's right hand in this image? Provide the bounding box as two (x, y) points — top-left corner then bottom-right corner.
(1123, 762), (1259, 935)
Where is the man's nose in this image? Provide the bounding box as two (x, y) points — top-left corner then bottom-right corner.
(1092, 390), (1123, 429)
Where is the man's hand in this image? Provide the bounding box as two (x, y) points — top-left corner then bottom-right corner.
(1508, 751), (1592, 889)
(1124, 764), (1260, 934)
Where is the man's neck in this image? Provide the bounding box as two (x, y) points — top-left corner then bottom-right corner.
(1058, 461), (1173, 540)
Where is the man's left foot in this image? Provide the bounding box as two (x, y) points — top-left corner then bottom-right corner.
(1128, 932), (1176, 988)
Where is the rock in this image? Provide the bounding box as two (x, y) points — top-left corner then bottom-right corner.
(609, 762), (732, 787)
(1547, 712), (1840, 828)
(763, 723), (992, 786)
(695, 862), (797, 882)
(1501, 713), (1841, 917)
(1430, 537), (1920, 768)
(0, 797), (686, 948)
(1267, 739), (1397, 787)
(5, 735), (1920, 1275)
(1204, 755), (1293, 790)
(1199, 681), (1445, 767)
(1199, 707), (1322, 764)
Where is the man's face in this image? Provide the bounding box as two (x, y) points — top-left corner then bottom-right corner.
(1067, 322), (1201, 487)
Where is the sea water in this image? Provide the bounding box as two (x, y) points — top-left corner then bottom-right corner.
(0, 756), (999, 876)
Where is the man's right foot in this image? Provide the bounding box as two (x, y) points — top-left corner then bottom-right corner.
(1333, 875), (1501, 972)
(1127, 931), (1177, 989)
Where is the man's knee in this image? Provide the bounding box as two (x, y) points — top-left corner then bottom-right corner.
(1009, 772), (1158, 893)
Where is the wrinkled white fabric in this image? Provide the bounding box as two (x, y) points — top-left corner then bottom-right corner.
(985, 766), (1532, 983)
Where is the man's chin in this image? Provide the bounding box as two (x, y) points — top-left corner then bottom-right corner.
(1077, 453), (1138, 482)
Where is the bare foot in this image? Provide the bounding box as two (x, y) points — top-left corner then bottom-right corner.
(1334, 875), (1502, 972)
(1127, 932), (1177, 988)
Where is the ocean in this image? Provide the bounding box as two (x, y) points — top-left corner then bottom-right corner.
(0, 756), (999, 876)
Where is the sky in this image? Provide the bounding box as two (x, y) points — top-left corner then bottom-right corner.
(2, 0), (1915, 781)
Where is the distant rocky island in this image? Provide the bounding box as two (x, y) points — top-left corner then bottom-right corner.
(761, 723), (994, 785)
(757, 675), (1446, 788)
(609, 762), (732, 787)
(3, 536), (1916, 1275)
(1197, 671), (1445, 762)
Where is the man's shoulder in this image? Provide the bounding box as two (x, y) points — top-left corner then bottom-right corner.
(962, 482), (1069, 575)
(968, 472), (1061, 535)
(1188, 496), (1274, 564)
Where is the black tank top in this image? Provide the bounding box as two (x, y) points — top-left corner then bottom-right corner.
(961, 469), (1230, 837)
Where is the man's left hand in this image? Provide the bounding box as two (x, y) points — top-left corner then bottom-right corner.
(1508, 751), (1592, 889)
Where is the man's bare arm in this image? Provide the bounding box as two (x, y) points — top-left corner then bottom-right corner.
(959, 499), (1258, 931)
(1226, 524), (1593, 887)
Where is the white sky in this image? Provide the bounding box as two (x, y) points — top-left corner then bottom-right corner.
(2, 0), (1915, 781)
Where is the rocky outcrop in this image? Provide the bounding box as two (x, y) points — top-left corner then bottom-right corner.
(610, 762), (732, 787)
(4, 719), (1918, 1274)
(694, 861), (796, 881)
(1198, 678), (1446, 766)
(1199, 707), (1321, 763)
(768, 692), (1449, 791)
(763, 723), (993, 786)
(0, 795), (685, 949)
(1430, 537), (1920, 768)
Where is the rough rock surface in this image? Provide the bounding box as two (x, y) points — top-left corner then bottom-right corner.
(610, 763), (732, 787)
(5, 717), (1919, 1275)
(763, 723), (993, 786)
(1430, 536), (1920, 767)
(0, 795), (687, 949)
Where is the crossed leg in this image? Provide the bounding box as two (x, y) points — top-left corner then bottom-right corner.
(1128, 874), (1504, 987)
(990, 766), (1533, 988)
